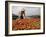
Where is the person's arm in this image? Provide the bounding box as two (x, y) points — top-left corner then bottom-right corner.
(24, 11), (25, 16)
(24, 11), (25, 19)
(24, 12), (25, 16)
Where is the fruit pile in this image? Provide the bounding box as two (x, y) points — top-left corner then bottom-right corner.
(12, 18), (40, 30)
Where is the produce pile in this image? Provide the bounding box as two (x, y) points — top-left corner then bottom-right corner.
(12, 18), (40, 30)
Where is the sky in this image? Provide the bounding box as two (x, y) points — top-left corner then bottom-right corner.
(12, 6), (40, 16)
